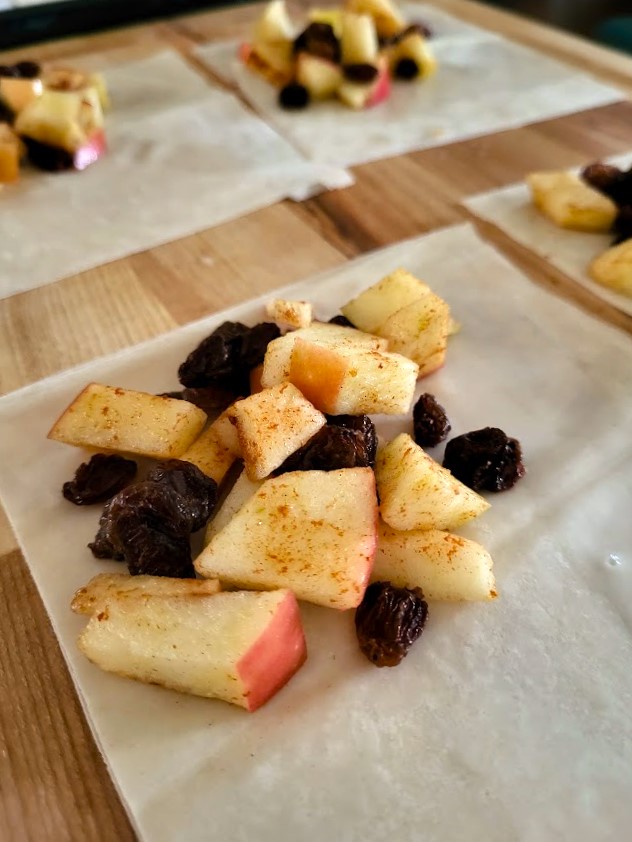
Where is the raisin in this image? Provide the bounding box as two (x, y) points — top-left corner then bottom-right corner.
(178, 321), (280, 391)
(394, 58), (420, 80)
(612, 205), (632, 245)
(14, 61), (40, 79)
(343, 63), (379, 84)
(0, 99), (14, 124)
(409, 20), (433, 38)
(0, 65), (19, 78)
(146, 460), (217, 532)
(275, 425), (371, 475)
(293, 23), (341, 63)
(62, 453), (137, 506)
(328, 314), (354, 327)
(443, 427), (525, 492)
(327, 414), (377, 466)
(355, 582), (428, 667)
(24, 137), (74, 172)
(581, 162), (627, 204)
(387, 23), (432, 46)
(279, 83), (310, 110)
(413, 393), (451, 447)
(89, 483), (194, 577)
(159, 385), (235, 418)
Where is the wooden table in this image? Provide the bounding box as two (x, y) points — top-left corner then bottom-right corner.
(1, 2), (631, 839)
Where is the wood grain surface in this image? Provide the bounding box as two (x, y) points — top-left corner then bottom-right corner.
(1, 2), (631, 839)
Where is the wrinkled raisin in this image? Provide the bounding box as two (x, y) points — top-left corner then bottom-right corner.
(275, 425), (370, 474)
(0, 99), (14, 123)
(146, 460), (217, 532)
(413, 393), (451, 447)
(0, 65), (19, 78)
(293, 23), (341, 63)
(355, 582), (428, 667)
(394, 58), (420, 80)
(89, 483), (194, 577)
(279, 83), (310, 110)
(159, 385), (235, 418)
(343, 63), (379, 84)
(612, 205), (632, 245)
(62, 454), (137, 505)
(328, 314), (354, 327)
(581, 162), (628, 205)
(14, 61), (40, 79)
(24, 137), (74, 172)
(443, 427), (525, 492)
(178, 321), (280, 391)
(327, 414), (377, 466)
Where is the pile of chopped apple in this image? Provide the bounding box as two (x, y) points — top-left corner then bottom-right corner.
(241, 0), (436, 111)
(53, 267), (501, 711)
(0, 61), (109, 185)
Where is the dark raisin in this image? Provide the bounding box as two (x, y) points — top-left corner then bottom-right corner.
(328, 314), (354, 327)
(23, 137), (74, 172)
(386, 23), (432, 47)
(62, 453), (137, 506)
(14, 61), (40, 79)
(178, 321), (280, 391)
(581, 162), (626, 203)
(279, 83), (310, 110)
(409, 20), (433, 38)
(159, 385), (235, 418)
(355, 582), (428, 667)
(343, 63), (379, 84)
(293, 23), (341, 63)
(612, 205), (632, 245)
(275, 425), (371, 475)
(394, 58), (420, 80)
(0, 65), (19, 78)
(443, 427), (525, 492)
(327, 414), (377, 466)
(89, 483), (195, 577)
(0, 99), (14, 124)
(146, 460), (217, 532)
(413, 393), (451, 448)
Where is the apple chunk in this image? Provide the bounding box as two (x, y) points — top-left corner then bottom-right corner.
(179, 409), (241, 484)
(71, 573), (221, 615)
(377, 290), (450, 377)
(588, 238), (632, 298)
(227, 382), (326, 480)
(48, 383), (207, 460)
(289, 338), (418, 415)
(376, 433), (490, 531)
(77, 588), (306, 711)
(196, 468), (378, 610)
(341, 268), (431, 334)
(374, 523), (497, 601)
(527, 170), (617, 232)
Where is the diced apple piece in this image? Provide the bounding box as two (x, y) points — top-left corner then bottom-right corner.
(376, 433), (490, 531)
(204, 470), (262, 546)
(179, 409), (241, 484)
(388, 32), (437, 79)
(346, 0), (405, 38)
(48, 383), (207, 460)
(341, 268), (431, 333)
(338, 58), (390, 109)
(588, 239), (632, 297)
(43, 66), (111, 111)
(196, 468), (377, 610)
(250, 40), (295, 83)
(261, 322), (387, 388)
(296, 54), (343, 100)
(377, 291), (450, 377)
(0, 124), (22, 183)
(341, 12), (379, 64)
(374, 522), (497, 601)
(289, 338), (418, 415)
(0, 76), (43, 113)
(227, 382), (326, 480)
(71, 573), (221, 615)
(78, 588), (307, 711)
(527, 171), (617, 232)
(266, 297), (313, 330)
(16, 87), (104, 152)
(253, 0), (295, 44)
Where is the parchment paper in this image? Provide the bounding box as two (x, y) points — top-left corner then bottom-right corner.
(0, 52), (351, 300)
(197, 4), (625, 168)
(0, 223), (631, 841)
(464, 151), (632, 316)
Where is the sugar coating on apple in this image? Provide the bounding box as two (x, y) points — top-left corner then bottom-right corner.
(374, 522), (497, 601)
(227, 382), (326, 480)
(289, 337), (418, 415)
(71, 573), (222, 615)
(196, 467), (378, 610)
(78, 588), (307, 711)
(376, 433), (490, 531)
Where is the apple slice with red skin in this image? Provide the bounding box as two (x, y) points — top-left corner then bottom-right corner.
(78, 588), (307, 711)
(338, 59), (391, 109)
